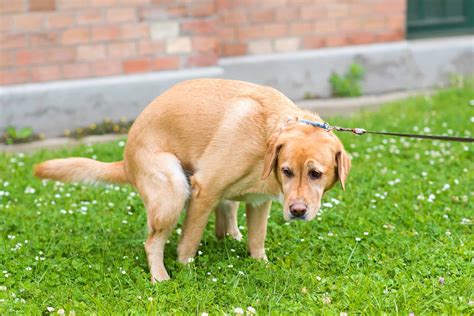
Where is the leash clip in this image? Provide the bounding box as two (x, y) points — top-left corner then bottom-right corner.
(352, 128), (366, 135)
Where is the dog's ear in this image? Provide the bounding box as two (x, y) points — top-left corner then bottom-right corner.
(336, 149), (351, 190)
(262, 132), (283, 180)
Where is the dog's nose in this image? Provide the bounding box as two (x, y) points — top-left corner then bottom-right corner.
(289, 203), (307, 218)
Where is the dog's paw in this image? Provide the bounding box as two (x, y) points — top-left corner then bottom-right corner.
(250, 251), (268, 262)
(178, 256), (195, 265)
(228, 230), (243, 242)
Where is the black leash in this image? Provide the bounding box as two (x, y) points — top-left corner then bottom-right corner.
(298, 119), (474, 143)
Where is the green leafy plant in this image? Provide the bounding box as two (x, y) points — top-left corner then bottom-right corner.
(1, 126), (40, 145)
(329, 63), (365, 97)
(65, 117), (134, 139)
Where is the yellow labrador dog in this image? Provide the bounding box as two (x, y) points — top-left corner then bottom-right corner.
(35, 79), (351, 282)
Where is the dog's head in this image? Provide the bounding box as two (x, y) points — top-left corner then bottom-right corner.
(262, 120), (351, 221)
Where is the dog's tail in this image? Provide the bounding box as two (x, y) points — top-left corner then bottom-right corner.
(34, 158), (129, 185)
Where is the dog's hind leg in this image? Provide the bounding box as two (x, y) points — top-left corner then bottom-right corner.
(215, 200), (242, 241)
(133, 152), (189, 282)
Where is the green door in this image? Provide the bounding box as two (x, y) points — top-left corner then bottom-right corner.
(407, 0), (474, 38)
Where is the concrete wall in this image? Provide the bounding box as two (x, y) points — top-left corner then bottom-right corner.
(1, 36), (473, 137)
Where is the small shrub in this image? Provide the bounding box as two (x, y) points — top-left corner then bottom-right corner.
(65, 117), (134, 139)
(329, 63), (365, 97)
(1, 126), (41, 145)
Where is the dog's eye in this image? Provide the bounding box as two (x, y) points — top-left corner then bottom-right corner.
(282, 167), (294, 178)
(309, 170), (322, 180)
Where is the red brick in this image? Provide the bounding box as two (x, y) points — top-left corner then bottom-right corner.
(215, 0), (234, 10)
(313, 20), (338, 34)
(250, 9), (274, 23)
(218, 27), (236, 41)
(300, 5), (327, 20)
(31, 65), (61, 82)
(327, 3), (349, 18)
(237, 25), (261, 41)
(302, 36), (325, 49)
(107, 42), (137, 59)
(220, 11), (247, 24)
(90, 60), (122, 76)
(221, 43), (246, 56)
(152, 56), (180, 71)
(325, 36), (348, 47)
(123, 59), (150, 73)
(0, 68), (30, 85)
(263, 23), (287, 38)
(15, 49), (47, 65)
(30, 32), (58, 47)
(186, 53), (217, 67)
(29, 0), (56, 11)
(77, 44), (106, 61)
(138, 7), (168, 21)
(374, 1), (405, 14)
(137, 40), (165, 56)
(77, 10), (104, 25)
(0, 34), (28, 50)
(47, 13), (75, 29)
(106, 7), (137, 23)
(0, 16), (13, 32)
(56, 0), (89, 10)
(289, 22), (313, 36)
(386, 14), (405, 30)
(376, 30), (404, 42)
(192, 37), (217, 52)
(120, 23), (149, 39)
(0, 51), (15, 67)
(340, 19), (362, 32)
(275, 7), (298, 22)
(181, 19), (216, 35)
(63, 63), (92, 79)
(188, 1), (215, 17)
(348, 32), (375, 45)
(165, 4), (187, 18)
(90, 0), (117, 7)
(47, 47), (75, 62)
(61, 28), (89, 45)
(91, 26), (120, 42)
(15, 14), (44, 30)
(0, 0), (26, 13)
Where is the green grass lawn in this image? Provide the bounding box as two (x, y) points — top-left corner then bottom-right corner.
(1, 86), (473, 314)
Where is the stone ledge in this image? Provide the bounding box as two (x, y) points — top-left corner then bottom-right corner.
(0, 89), (431, 154)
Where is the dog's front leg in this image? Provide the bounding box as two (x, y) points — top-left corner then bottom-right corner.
(246, 201), (272, 260)
(177, 186), (218, 263)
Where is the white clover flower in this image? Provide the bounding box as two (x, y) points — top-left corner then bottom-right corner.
(355, 237), (361, 242)
(322, 295), (331, 304)
(233, 307), (244, 314)
(57, 309), (65, 315)
(247, 306), (256, 314)
(187, 257), (194, 263)
(47, 307), (55, 312)
(201, 313), (209, 316)
(24, 186), (36, 194)
(212, 277), (217, 282)
(316, 276), (322, 281)
(0, 285), (6, 291)
(148, 297), (153, 301)
(363, 232), (369, 236)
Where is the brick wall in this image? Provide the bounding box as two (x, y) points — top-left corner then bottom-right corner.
(0, 0), (405, 86)
(218, 0), (406, 56)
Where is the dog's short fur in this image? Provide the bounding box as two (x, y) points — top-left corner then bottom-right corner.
(35, 79), (351, 282)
